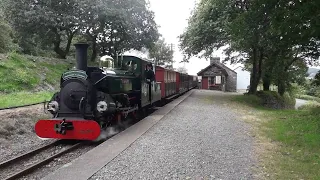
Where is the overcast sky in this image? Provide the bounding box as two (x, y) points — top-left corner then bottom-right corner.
(124, 0), (238, 75)
(125, 0), (320, 75)
(147, 0), (242, 75)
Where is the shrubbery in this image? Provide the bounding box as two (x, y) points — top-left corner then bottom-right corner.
(255, 91), (296, 109)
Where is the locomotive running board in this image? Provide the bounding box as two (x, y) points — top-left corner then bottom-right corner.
(35, 119), (101, 140)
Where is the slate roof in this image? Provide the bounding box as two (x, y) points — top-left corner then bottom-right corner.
(197, 62), (237, 76)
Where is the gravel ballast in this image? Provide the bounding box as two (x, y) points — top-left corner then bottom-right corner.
(90, 90), (256, 179)
(0, 104), (56, 162)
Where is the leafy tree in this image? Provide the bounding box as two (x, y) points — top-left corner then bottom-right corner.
(179, 0), (320, 96)
(312, 71), (320, 86)
(0, 18), (14, 53)
(176, 66), (188, 74)
(4, 0), (82, 59)
(149, 38), (174, 67)
(96, 0), (159, 59)
(0, 1), (15, 53)
(4, 0), (159, 60)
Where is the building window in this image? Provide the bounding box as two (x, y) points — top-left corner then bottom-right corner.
(215, 76), (221, 84)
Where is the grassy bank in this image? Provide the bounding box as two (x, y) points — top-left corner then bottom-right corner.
(232, 95), (320, 179)
(0, 91), (55, 108)
(0, 52), (73, 93)
(0, 52), (74, 107)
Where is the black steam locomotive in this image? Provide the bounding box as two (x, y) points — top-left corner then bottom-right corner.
(35, 43), (196, 141)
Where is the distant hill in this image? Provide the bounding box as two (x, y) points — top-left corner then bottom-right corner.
(307, 68), (320, 79)
(307, 68), (320, 75)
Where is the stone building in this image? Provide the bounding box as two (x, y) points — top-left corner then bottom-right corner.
(197, 57), (237, 92)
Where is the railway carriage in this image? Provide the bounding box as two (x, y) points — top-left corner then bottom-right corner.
(35, 43), (197, 142)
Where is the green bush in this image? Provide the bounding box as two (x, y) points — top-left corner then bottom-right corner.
(306, 85), (320, 97)
(256, 91), (296, 109)
(288, 83), (306, 97)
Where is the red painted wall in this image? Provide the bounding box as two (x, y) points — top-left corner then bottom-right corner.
(176, 72), (180, 93)
(156, 67), (166, 98)
(202, 77), (208, 89)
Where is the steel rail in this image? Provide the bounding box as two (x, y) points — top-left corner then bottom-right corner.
(0, 140), (60, 169)
(3, 143), (82, 180)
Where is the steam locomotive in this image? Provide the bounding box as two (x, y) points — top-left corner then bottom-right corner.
(35, 43), (197, 141)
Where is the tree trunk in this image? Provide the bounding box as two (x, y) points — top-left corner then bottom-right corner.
(248, 47), (263, 94)
(53, 41), (67, 59)
(52, 29), (75, 59)
(278, 79), (285, 96)
(262, 70), (271, 91)
(263, 78), (270, 91)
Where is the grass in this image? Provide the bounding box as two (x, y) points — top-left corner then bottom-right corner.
(0, 91), (55, 108)
(0, 52), (73, 107)
(0, 52), (73, 93)
(231, 94), (320, 180)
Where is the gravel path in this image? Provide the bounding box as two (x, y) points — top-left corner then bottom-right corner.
(295, 98), (308, 109)
(90, 90), (256, 180)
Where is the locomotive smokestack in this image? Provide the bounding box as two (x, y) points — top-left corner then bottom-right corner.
(74, 43), (89, 71)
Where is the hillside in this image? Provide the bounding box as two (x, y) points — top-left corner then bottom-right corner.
(0, 53), (78, 107)
(0, 53), (76, 93)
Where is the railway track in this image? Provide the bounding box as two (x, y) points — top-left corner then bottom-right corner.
(0, 89), (194, 179)
(0, 140), (82, 180)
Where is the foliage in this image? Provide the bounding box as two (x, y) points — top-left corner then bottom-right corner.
(179, 0), (320, 95)
(3, 0), (160, 60)
(311, 70), (320, 86)
(287, 83), (306, 97)
(0, 18), (15, 53)
(4, 0), (83, 58)
(148, 38), (174, 66)
(256, 91), (296, 109)
(176, 66), (188, 74)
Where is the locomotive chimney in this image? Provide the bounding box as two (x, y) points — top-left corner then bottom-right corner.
(74, 43), (89, 71)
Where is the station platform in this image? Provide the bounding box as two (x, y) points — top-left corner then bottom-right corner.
(43, 90), (255, 180)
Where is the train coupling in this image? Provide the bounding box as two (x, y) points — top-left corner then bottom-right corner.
(54, 119), (74, 135)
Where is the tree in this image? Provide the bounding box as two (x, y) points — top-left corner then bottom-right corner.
(4, 0), (82, 58)
(312, 71), (320, 86)
(0, 18), (14, 53)
(176, 66), (188, 74)
(0, 0), (15, 53)
(179, 0), (320, 96)
(3, 0), (160, 60)
(149, 38), (174, 67)
(84, 0), (160, 61)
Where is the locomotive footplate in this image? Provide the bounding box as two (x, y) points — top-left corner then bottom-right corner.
(35, 119), (101, 140)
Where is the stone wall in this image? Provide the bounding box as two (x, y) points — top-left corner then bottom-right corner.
(200, 63), (237, 92)
(225, 68), (237, 92)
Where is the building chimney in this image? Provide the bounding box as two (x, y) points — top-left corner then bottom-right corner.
(210, 57), (220, 64)
(74, 43), (89, 71)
